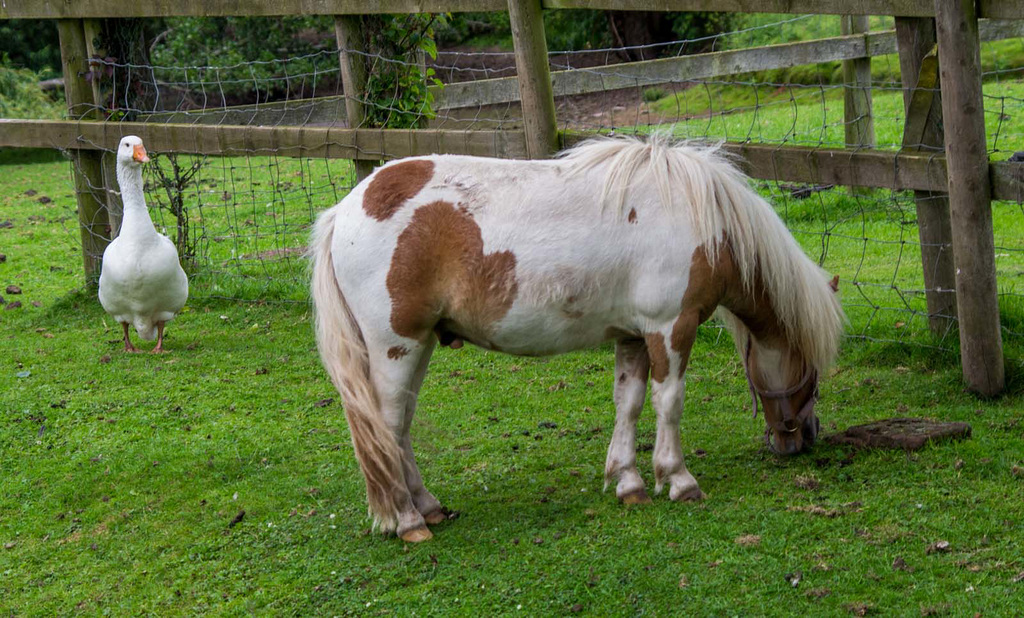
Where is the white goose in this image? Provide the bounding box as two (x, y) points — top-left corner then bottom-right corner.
(98, 136), (189, 353)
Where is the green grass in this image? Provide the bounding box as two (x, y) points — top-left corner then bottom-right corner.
(648, 63), (1024, 154)
(3, 62), (1024, 618)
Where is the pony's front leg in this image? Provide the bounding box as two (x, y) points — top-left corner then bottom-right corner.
(646, 324), (705, 502)
(604, 339), (651, 504)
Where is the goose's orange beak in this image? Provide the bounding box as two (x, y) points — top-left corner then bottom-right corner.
(133, 144), (150, 163)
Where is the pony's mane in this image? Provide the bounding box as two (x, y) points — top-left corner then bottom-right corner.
(560, 134), (845, 372)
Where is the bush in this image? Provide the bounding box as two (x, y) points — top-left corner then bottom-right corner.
(0, 59), (64, 119)
(642, 87), (668, 103)
(360, 14), (444, 129)
(148, 15), (441, 128)
(0, 21), (61, 73)
(149, 16), (337, 103)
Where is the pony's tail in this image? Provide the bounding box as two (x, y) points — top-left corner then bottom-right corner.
(310, 206), (405, 533)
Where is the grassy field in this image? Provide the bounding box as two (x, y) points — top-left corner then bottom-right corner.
(3, 147), (1024, 618)
(3, 26), (1024, 617)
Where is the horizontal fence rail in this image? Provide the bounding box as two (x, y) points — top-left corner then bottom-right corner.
(0, 119), (530, 160)
(3, 118), (1022, 201)
(3, 0), (1024, 18)
(0, 1), (506, 19)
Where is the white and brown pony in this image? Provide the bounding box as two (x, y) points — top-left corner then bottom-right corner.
(310, 136), (845, 542)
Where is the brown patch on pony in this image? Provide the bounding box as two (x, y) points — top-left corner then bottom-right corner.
(561, 295), (585, 319)
(829, 275), (840, 293)
(362, 160), (434, 221)
(387, 200), (518, 343)
(628, 208), (638, 224)
(668, 244), (738, 378)
(387, 345), (409, 360)
(645, 332), (670, 383)
(684, 238), (787, 347)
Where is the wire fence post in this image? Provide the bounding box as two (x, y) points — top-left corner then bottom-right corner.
(933, 0), (1004, 396)
(58, 18), (111, 283)
(508, 0), (558, 158)
(334, 14), (376, 182)
(895, 16), (957, 338)
(841, 15), (875, 153)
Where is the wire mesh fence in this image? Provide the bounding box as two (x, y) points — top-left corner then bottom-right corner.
(47, 13), (1024, 358)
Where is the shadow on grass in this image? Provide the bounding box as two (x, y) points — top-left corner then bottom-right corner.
(0, 148), (64, 165)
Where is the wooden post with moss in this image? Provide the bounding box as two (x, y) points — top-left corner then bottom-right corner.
(82, 18), (125, 238)
(58, 18), (111, 282)
(334, 15), (376, 182)
(508, 0), (558, 158)
(841, 15), (875, 151)
(933, 0), (1004, 396)
(895, 16), (957, 337)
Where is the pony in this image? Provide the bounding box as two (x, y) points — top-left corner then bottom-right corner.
(310, 135), (845, 542)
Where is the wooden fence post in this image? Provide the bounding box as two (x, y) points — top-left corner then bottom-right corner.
(508, 0), (558, 158)
(933, 0), (1004, 396)
(58, 18), (111, 283)
(82, 18), (125, 238)
(895, 17), (957, 337)
(334, 15), (376, 182)
(841, 15), (875, 150)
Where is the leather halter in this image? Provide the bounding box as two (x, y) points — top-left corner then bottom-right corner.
(742, 335), (819, 436)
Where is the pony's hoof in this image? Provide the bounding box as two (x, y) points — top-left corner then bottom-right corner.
(423, 509), (447, 525)
(620, 489), (652, 505)
(399, 526), (433, 543)
(672, 487), (706, 502)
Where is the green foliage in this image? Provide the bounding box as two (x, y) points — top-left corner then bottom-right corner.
(543, 10), (613, 52)
(361, 15), (444, 129)
(642, 87), (668, 103)
(434, 11), (511, 49)
(668, 12), (737, 51)
(150, 16), (337, 100)
(0, 21), (61, 73)
(0, 59), (64, 119)
(148, 15), (442, 128)
(436, 11), (735, 54)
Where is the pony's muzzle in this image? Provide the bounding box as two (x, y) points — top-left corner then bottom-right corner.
(766, 410), (819, 455)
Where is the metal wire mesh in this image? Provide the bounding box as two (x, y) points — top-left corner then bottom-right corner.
(50, 14), (1024, 356)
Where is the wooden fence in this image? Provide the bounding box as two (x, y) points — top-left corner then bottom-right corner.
(1, 0), (1021, 396)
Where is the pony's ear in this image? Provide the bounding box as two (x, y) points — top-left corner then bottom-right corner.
(828, 275), (840, 293)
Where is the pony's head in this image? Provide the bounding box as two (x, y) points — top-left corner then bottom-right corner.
(743, 332), (822, 455)
(722, 274), (843, 456)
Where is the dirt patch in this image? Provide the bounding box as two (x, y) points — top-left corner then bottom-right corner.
(241, 247), (306, 260)
(825, 418), (972, 451)
(735, 534), (761, 546)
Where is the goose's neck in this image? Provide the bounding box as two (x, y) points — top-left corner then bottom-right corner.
(117, 162), (158, 239)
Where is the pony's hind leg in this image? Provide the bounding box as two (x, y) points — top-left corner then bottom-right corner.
(605, 338), (651, 504)
(368, 339), (436, 542)
(396, 338), (446, 524)
(646, 323), (705, 502)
